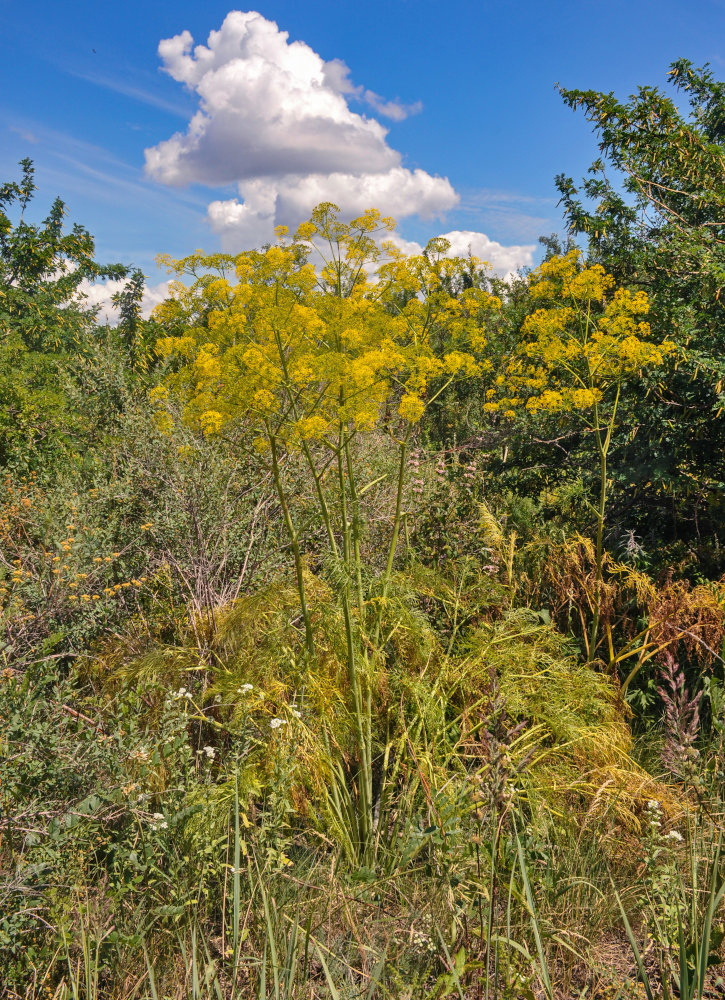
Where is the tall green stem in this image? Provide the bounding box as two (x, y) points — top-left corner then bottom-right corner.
(267, 425), (314, 655)
(589, 420), (607, 661)
(344, 435), (365, 613)
(337, 427), (373, 858)
(588, 382), (621, 662)
(381, 427), (412, 601)
(370, 426), (412, 649)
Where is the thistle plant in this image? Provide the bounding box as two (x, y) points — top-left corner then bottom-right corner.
(151, 203), (500, 864)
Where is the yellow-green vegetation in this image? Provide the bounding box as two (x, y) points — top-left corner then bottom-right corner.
(3, 59), (725, 1000)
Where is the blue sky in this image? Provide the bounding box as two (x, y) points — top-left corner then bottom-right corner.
(2, 0), (724, 309)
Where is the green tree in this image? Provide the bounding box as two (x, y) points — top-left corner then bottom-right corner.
(0, 159), (129, 470)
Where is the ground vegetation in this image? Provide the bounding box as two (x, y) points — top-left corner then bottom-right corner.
(2, 61), (725, 1000)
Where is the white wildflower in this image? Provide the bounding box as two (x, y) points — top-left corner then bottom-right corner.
(291, 709), (302, 719)
(411, 927), (436, 954)
(270, 718), (286, 730)
(203, 745), (216, 759)
(666, 829), (684, 842)
(239, 683), (253, 693)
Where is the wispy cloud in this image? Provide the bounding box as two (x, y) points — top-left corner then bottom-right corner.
(459, 188), (557, 210)
(324, 58), (423, 122)
(453, 187), (559, 243)
(2, 114), (138, 171)
(1, 115), (210, 223)
(65, 69), (192, 118)
(9, 125), (38, 144)
(50, 151), (208, 215)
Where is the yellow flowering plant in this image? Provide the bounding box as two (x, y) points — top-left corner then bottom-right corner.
(151, 202), (500, 862)
(491, 249), (675, 660)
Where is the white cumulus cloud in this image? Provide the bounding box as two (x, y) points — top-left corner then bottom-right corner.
(387, 231), (535, 278)
(436, 230), (535, 276)
(144, 11), (457, 246)
(144, 10), (533, 270)
(208, 167), (458, 250)
(146, 11), (401, 186)
(77, 278), (174, 324)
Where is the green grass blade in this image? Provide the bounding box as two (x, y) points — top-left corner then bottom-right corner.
(515, 832), (554, 1000)
(612, 884), (655, 1000)
(314, 944), (342, 1000)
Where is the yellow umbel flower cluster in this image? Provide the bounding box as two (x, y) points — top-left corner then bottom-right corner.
(151, 203), (500, 446)
(489, 249), (675, 417)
